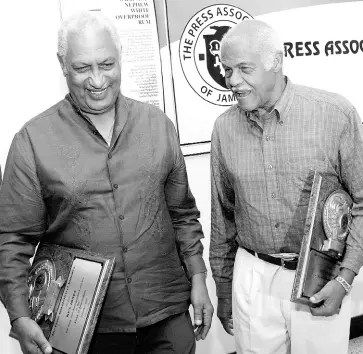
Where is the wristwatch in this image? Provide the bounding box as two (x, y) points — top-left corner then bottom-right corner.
(334, 275), (352, 294)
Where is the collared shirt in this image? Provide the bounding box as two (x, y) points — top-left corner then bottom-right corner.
(0, 93), (206, 332)
(210, 77), (363, 299)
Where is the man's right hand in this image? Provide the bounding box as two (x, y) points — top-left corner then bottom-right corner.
(12, 317), (52, 354)
(219, 317), (234, 336)
(217, 298), (234, 336)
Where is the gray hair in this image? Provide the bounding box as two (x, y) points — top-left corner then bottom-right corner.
(58, 11), (122, 70)
(221, 20), (284, 70)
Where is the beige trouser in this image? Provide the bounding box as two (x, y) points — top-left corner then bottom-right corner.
(232, 248), (351, 354)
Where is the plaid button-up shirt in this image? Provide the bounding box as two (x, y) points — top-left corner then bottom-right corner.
(210, 77), (363, 299)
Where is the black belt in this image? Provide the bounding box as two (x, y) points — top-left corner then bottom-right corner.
(244, 248), (298, 270)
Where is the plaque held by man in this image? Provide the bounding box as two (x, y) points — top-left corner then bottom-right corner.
(12, 243), (115, 354)
(291, 171), (353, 305)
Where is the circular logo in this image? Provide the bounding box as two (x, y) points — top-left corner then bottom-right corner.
(323, 190), (353, 242)
(28, 258), (56, 323)
(179, 5), (253, 106)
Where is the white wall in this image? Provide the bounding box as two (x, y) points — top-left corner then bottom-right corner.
(0, 2), (362, 354)
(0, 1), (67, 169)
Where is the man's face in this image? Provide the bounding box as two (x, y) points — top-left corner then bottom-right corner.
(61, 27), (121, 115)
(221, 40), (277, 112)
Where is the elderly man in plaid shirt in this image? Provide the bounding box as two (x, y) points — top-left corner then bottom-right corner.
(210, 19), (363, 354)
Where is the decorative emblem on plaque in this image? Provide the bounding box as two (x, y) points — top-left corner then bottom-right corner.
(28, 258), (64, 323)
(322, 190), (353, 256)
(28, 259), (56, 322)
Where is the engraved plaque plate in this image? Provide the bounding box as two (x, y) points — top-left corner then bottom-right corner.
(291, 172), (353, 305)
(49, 258), (102, 353)
(13, 243), (115, 354)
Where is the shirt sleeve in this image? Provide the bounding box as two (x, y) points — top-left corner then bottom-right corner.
(0, 130), (47, 323)
(164, 120), (206, 279)
(339, 107), (363, 274)
(209, 123), (238, 300)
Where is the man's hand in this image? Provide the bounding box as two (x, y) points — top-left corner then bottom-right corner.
(12, 317), (52, 354)
(217, 298), (233, 336)
(190, 272), (214, 340)
(220, 317), (233, 336)
(309, 279), (346, 316)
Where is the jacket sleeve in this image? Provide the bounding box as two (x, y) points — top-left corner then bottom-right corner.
(0, 130), (47, 322)
(164, 120), (206, 279)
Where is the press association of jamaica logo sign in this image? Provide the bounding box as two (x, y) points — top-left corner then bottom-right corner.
(179, 5), (253, 106)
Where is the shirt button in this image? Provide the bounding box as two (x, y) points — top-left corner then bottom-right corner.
(275, 222), (280, 228)
(279, 121), (284, 126)
(113, 183), (118, 189)
(127, 277), (132, 283)
(271, 193), (276, 199)
(108, 153), (112, 159)
(123, 247), (128, 252)
(119, 215), (124, 220)
(266, 136), (270, 141)
(268, 165), (273, 170)
(92, 130), (97, 135)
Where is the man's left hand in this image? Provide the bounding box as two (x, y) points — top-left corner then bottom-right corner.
(309, 279), (346, 316)
(191, 273), (214, 340)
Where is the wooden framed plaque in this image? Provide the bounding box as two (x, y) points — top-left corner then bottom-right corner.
(291, 172), (353, 305)
(13, 243), (115, 354)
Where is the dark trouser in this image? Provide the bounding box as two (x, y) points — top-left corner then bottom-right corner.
(88, 311), (196, 354)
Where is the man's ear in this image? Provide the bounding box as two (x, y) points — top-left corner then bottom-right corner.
(57, 53), (67, 77)
(273, 51), (283, 72)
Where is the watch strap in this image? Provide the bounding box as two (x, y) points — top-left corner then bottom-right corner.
(335, 275), (352, 294)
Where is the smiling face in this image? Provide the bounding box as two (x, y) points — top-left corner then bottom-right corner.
(59, 26), (121, 115)
(221, 38), (280, 113)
